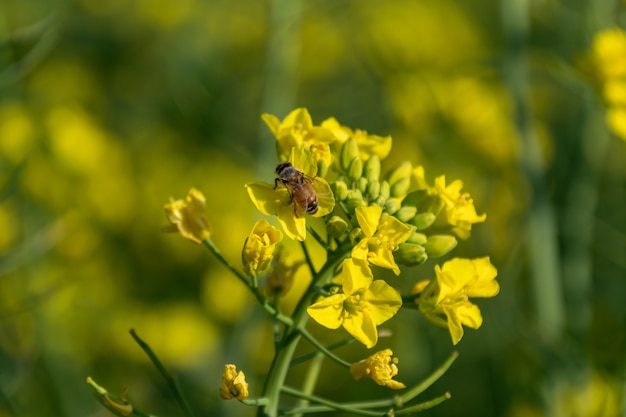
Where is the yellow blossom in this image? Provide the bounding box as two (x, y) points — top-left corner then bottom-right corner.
(246, 147), (335, 241)
(262, 108), (336, 161)
(242, 220), (283, 276)
(351, 205), (413, 275)
(163, 188), (211, 244)
(219, 364), (249, 400)
(413, 257), (499, 345)
(589, 28), (626, 80)
(350, 349), (406, 389)
(322, 117), (392, 160)
(413, 167), (486, 240)
(307, 258), (402, 348)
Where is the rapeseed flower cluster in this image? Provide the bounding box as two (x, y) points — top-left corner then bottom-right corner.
(159, 108), (498, 415)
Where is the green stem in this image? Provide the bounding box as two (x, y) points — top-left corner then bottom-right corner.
(291, 337), (355, 366)
(306, 223), (327, 249)
(293, 352), (325, 417)
(298, 328), (351, 369)
(280, 386), (384, 417)
(258, 250), (349, 417)
(129, 330), (196, 417)
(393, 392), (451, 415)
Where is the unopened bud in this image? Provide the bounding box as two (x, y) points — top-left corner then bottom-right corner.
(383, 198), (402, 215)
(327, 216), (349, 239)
(410, 212), (436, 230)
(348, 158), (364, 182)
(346, 189), (365, 212)
(395, 243), (428, 266)
(406, 231), (427, 245)
(340, 138), (360, 172)
(363, 155), (381, 182)
(367, 180), (380, 199)
(333, 181), (349, 201)
(394, 206), (417, 223)
(390, 178), (411, 198)
(357, 177), (369, 194)
(379, 180), (390, 200)
(385, 162), (413, 187)
(424, 235), (458, 258)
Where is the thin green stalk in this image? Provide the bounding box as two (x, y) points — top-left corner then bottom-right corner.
(393, 392), (451, 415)
(280, 386), (384, 417)
(293, 352), (325, 417)
(306, 224), (327, 249)
(129, 330), (196, 417)
(298, 328), (351, 369)
(291, 337), (355, 366)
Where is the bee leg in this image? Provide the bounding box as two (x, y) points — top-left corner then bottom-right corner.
(273, 179), (280, 190)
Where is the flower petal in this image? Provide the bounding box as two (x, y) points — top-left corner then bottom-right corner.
(245, 182), (287, 216)
(307, 294), (347, 329)
(364, 280), (402, 325)
(355, 206), (382, 238)
(343, 309), (378, 348)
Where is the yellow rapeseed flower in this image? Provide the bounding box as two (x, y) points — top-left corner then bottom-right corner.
(413, 257), (499, 345)
(413, 166), (486, 240)
(307, 258), (402, 348)
(219, 364), (249, 400)
(163, 188), (212, 244)
(350, 349), (406, 390)
(242, 220), (283, 276)
(262, 108), (336, 161)
(351, 205), (413, 275)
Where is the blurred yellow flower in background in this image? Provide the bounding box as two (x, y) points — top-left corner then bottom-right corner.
(163, 188), (212, 244)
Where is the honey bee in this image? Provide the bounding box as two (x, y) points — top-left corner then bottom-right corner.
(274, 162), (319, 216)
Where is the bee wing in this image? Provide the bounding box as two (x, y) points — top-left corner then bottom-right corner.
(307, 175), (331, 196)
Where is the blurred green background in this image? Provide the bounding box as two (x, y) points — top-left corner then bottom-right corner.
(1, 0), (625, 416)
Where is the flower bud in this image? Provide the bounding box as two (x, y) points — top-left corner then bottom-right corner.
(363, 155), (381, 182)
(340, 137), (360, 172)
(327, 216), (349, 239)
(394, 206), (417, 223)
(357, 177), (369, 194)
(348, 157), (364, 182)
(424, 235), (458, 258)
(332, 180), (349, 201)
(383, 198), (402, 215)
(410, 212), (437, 230)
(349, 227), (363, 244)
(406, 231), (427, 245)
(394, 242), (428, 266)
(242, 220), (283, 276)
(219, 364), (249, 400)
(385, 161), (412, 188)
(379, 180), (390, 200)
(390, 178), (411, 198)
(367, 180), (380, 199)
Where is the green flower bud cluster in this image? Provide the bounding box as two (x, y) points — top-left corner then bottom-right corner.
(328, 138), (458, 265)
